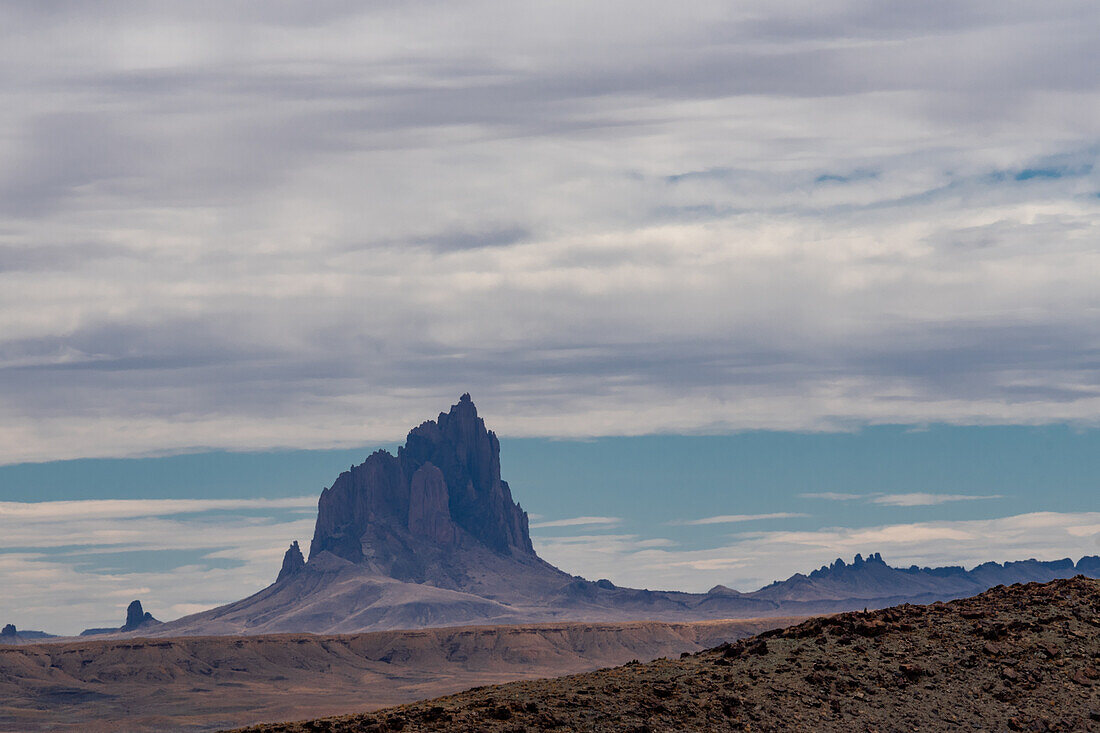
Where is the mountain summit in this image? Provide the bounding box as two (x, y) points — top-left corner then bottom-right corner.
(309, 394), (535, 584)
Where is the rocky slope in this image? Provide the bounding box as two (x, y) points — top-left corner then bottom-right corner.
(0, 616), (799, 732)
(235, 576), (1100, 733)
(149, 395), (1100, 637)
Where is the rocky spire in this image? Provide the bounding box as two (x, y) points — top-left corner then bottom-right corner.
(309, 395), (536, 571)
(398, 394), (533, 555)
(121, 600), (159, 631)
(1, 624), (14, 637)
(277, 540), (306, 582)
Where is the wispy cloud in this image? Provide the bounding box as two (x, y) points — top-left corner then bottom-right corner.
(534, 511), (1100, 595)
(799, 492), (1002, 506)
(529, 516), (622, 529)
(0, 497), (316, 521)
(0, 498), (314, 635)
(870, 493), (1003, 507)
(671, 512), (808, 526)
(799, 492), (864, 501)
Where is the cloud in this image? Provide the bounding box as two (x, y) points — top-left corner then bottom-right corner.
(870, 493), (1003, 507)
(0, 497), (316, 521)
(799, 492), (1002, 506)
(671, 512), (808, 526)
(528, 515), (621, 529)
(0, 499), (314, 634)
(0, 3), (1099, 461)
(800, 492), (864, 501)
(533, 511), (1100, 594)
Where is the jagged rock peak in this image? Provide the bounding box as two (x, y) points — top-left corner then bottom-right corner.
(1, 624), (14, 637)
(812, 553), (887, 578)
(125, 600), (145, 628)
(310, 395), (536, 570)
(277, 541), (306, 582)
(121, 600), (160, 632)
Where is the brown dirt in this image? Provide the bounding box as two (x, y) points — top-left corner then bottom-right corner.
(0, 616), (798, 732)
(233, 576), (1100, 732)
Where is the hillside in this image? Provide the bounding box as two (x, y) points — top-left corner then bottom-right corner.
(235, 576), (1100, 732)
(0, 616), (798, 732)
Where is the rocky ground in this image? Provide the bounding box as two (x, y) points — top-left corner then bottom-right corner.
(235, 576), (1100, 732)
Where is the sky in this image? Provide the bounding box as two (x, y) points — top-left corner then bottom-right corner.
(1, 2), (1099, 634)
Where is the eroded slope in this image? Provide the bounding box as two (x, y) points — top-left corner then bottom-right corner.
(238, 576), (1100, 732)
(0, 616), (797, 732)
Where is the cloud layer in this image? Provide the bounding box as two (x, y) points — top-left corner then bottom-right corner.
(533, 511), (1100, 593)
(800, 492), (1003, 506)
(0, 498), (314, 634)
(1, 2), (1100, 462)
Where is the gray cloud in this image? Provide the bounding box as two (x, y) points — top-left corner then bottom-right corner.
(1, 2), (1099, 461)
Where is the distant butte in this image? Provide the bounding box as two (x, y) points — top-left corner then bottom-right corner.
(79, 599), (162, 637)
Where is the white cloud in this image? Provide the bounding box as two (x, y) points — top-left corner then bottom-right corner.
(671, 512), (808, 525)
(800, 492), (1003, 506)
(0, 497), (316, 520)
(532, 511), (1100, 594)
(528, 516), (622, 529)
(0, 499), (314, 635)
(870, 493), (1003, 507)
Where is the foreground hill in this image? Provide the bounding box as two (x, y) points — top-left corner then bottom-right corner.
(148, 395), (1100, 637)
(0, 616), (797, 732)
(236, 576), (1100, 733)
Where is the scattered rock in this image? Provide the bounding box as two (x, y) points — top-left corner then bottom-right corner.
(1038, 642), (1060, 659)
(899, 663), (925, 682)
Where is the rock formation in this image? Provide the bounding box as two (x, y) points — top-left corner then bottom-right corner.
(0, 623), (56, 644)
(81, 600), (162, 636)
(750, 552), (1100, 604)
(277, 541), (305, 582)
(308, 394), (536, 584)
(121, 600), (159, 632)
